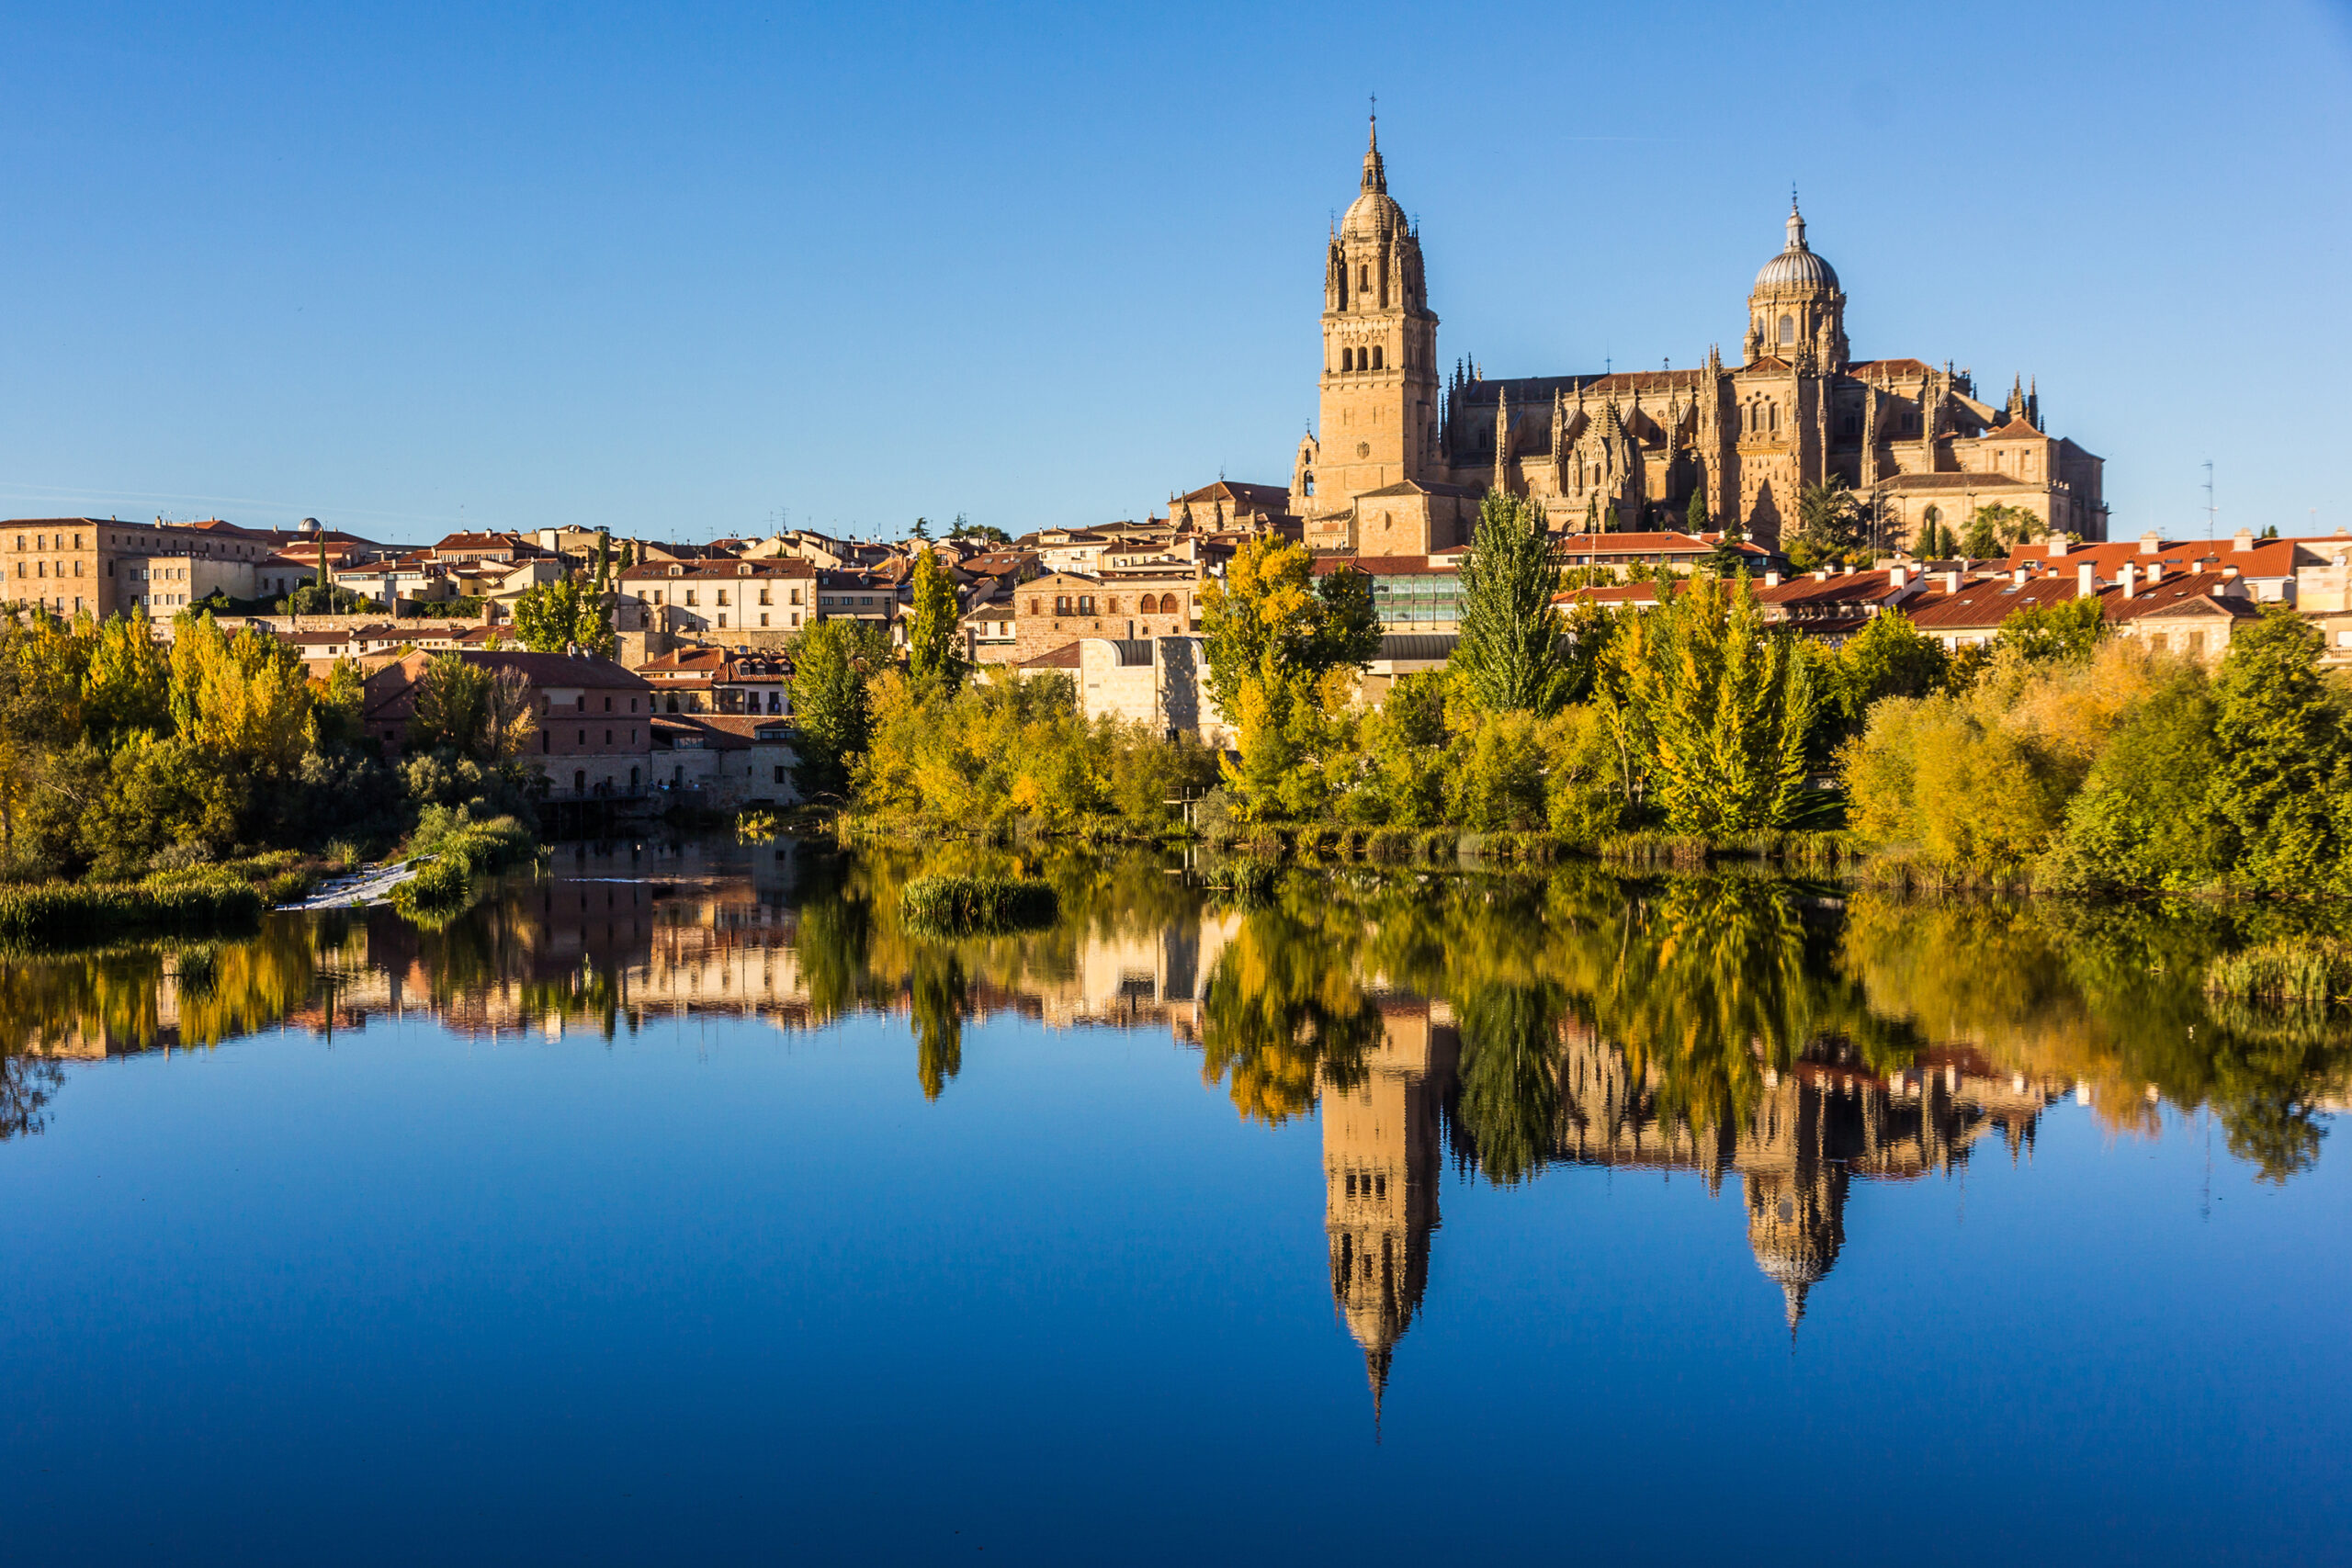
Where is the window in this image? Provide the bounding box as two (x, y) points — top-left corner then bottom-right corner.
(789, 588), (802, 605)
(1779, 313), (1795, 344)
(1341, 347), (1353, 371)
(685, 590), (697, 606)
(758, 588), (770, 605)
(1372, 345), (1384, 370)
(1303, 471), (1315, 497)
(718, 614), (728, 628)
(1359, 264), (1370, 290)
(759, 613), (769, 626)
(604, 696), (613, 711)
(775, 765), (786, 784)
(1053, 595), (1069, 614)
(605, 728), (613, 744)
(1078, 595), (1094, 615)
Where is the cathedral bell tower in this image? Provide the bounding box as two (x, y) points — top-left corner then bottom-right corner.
(1295, 116), (1441, 526)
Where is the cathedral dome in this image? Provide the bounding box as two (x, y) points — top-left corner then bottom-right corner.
(1753, 198), (1838, 292)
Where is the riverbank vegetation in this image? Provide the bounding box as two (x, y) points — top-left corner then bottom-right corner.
(0, 607), (553, 926)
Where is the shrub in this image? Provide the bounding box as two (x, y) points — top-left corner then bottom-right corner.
(899, 874), (1059, 935)
(2204, 940), (2352, 1009)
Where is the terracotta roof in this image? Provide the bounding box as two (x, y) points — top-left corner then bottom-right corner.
(1554, 582), (1668, 606)
(1875, 472), (2040, 491)
(458, 650), (652, 689)
(1174, 479), (1291, 507)
(1984, 418), (2047, 440)
(2105, 570), (2262, 622)
(1018, 644), (1082, 670)
(1555, 531), (1716, 555)
(1311, 554), (1461, 577)
(619, 558), (813, 581)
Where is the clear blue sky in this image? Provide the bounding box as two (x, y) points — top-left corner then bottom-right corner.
(1, 1), (2346, 545)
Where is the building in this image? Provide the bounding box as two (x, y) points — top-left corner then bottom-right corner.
(1008, 570), (1201, 664)
(618, 557), (816, 643)
(362, 649), (655, 801)
(1023, 636), (1231, 746)
(650, 715), (800, 807)
(1286, 118), (2108, 554)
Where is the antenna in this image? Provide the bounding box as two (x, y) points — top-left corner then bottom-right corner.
(2202, 460), (2217, 539)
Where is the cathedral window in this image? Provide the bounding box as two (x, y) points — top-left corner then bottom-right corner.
(1360, 264), (1370, 291)
(1371, 345), (1384, 370)
(1779, 314), (1795, 345)
(1303, 472), (1315, 497)
(1341, 347), (1353, 372)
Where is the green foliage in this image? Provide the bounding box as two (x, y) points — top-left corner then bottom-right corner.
(2208, 607), (2352, 897)
(1994, 593), (2105, 664)
(0, 878), (264, 951)
(792, 618), (896, 801)
(1961, 502), (2041, 559)
(2204, 940), (2352, 1009)
(1598, 573), (1818, 837)
(390, 809), (536, 921)
(1825, 608), (1949, 743)
(1685, 479), (1711, 534)
(905, 547), (966, 694)
(1793, 477), (1864, 561)
(899, 874), (1059, 934)
(855, 668), (1217, 835)
(511, 574), (616, 658)
(408, 656), (493, 756)
(1455, 490), (1571, 715)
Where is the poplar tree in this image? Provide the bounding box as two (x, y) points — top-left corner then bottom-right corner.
(1454, 491), (1570, 715)
(905, 547), (966, 694)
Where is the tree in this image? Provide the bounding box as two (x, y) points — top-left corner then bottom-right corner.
(1835, 607), (1949, 725)
(512, 576), (616, 659)
(792, 617), (891, 799)
(904, 547), (966, 694)
(1598, 572), (1819, 837)
(1994, 593), (2105, 664)
(1686, 479), (1712, 535)
(1196, 535), (1378, 720)
(481, 665), (539, 763)
(1454, 490), (1571, 715)
(2208, 607), (2352, 896)
(81, 610), (171, 743)
(408, 656), (494, 757)
(910, 516), (933, 543)
(1792, 477), (1864, 563)
(1961, 502), (2041, 559)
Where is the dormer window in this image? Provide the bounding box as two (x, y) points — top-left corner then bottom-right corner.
(668, 564), (683, 577)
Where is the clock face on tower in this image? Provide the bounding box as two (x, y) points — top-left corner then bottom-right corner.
(1357, 442), (1371, 457)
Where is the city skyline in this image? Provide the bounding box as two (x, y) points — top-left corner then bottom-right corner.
(0, 2), (2346, 543)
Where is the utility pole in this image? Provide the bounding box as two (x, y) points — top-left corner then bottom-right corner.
(2202, 461), (2217, 539)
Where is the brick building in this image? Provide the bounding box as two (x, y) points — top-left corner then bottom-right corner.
(362, 649), (655, 801)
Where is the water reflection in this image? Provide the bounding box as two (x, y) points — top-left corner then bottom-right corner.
(3, 838), (2346, 1399)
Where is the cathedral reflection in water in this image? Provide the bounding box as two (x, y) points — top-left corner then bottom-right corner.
(0, 842), (2127, 1408)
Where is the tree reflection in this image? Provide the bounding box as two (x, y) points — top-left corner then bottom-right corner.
(1194, 886), (1383, 1124)
(0, 1052), (62, 1140)
(909, 947), (967, 1101)
(1448, 984), (1564, 1186)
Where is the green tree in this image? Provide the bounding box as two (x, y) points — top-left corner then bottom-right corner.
(1961, 502), (2041, 559)
(511, 576), (616, 659)
(408, 656), (494, 758)
(1792, 477), (1863, 563)
(1598, 572), (1819, 837)
(1833, 607), (1949, 731)
(1454, 490), (1570, 714)
(1197, 535), (1379, 719)
(792, 617), (891, 800)
(904, 547), (966, 694)
(2207, 608), (2352, 896)
(1450, 984), (1565, 1185)
(80, 610), (172, 743)
(1685, 479), (1712, 535)
(1994, 594), (2105, 664)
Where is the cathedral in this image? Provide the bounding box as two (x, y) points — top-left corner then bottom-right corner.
(1290, 119), (2108, 554)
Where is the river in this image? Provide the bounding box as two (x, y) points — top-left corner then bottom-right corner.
(3, 835), (2347, 1564)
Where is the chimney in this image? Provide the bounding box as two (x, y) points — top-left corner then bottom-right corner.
(2222, 564), (2241, 581)
(1764, 570), (1781, 588)
(2012, 568), (2030, 587)
(1889, 567), (1908, 590)
(1941, 570), (1962, 594)
(2145, 559), (2165, 586)
(1813, 569), (1828, 581)
(2046, 533), (2070, 558)
(2233, 528), (2256, 553)
(2120, 562), (2139, 599)
(2076, 562), (2096, 598)
(2139, 532), (2161, 556)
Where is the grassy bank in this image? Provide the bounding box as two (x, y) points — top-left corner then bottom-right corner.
(390, 812), (537, 921)
(0, 879), (266, 951)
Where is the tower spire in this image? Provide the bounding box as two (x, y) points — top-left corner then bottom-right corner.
(1362, 109), (1387, 196)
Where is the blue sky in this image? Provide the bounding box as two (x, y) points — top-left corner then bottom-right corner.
(0, 0), (2346, 545)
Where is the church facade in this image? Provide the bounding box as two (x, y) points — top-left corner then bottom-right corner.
(1290, 121), (2108, 554)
